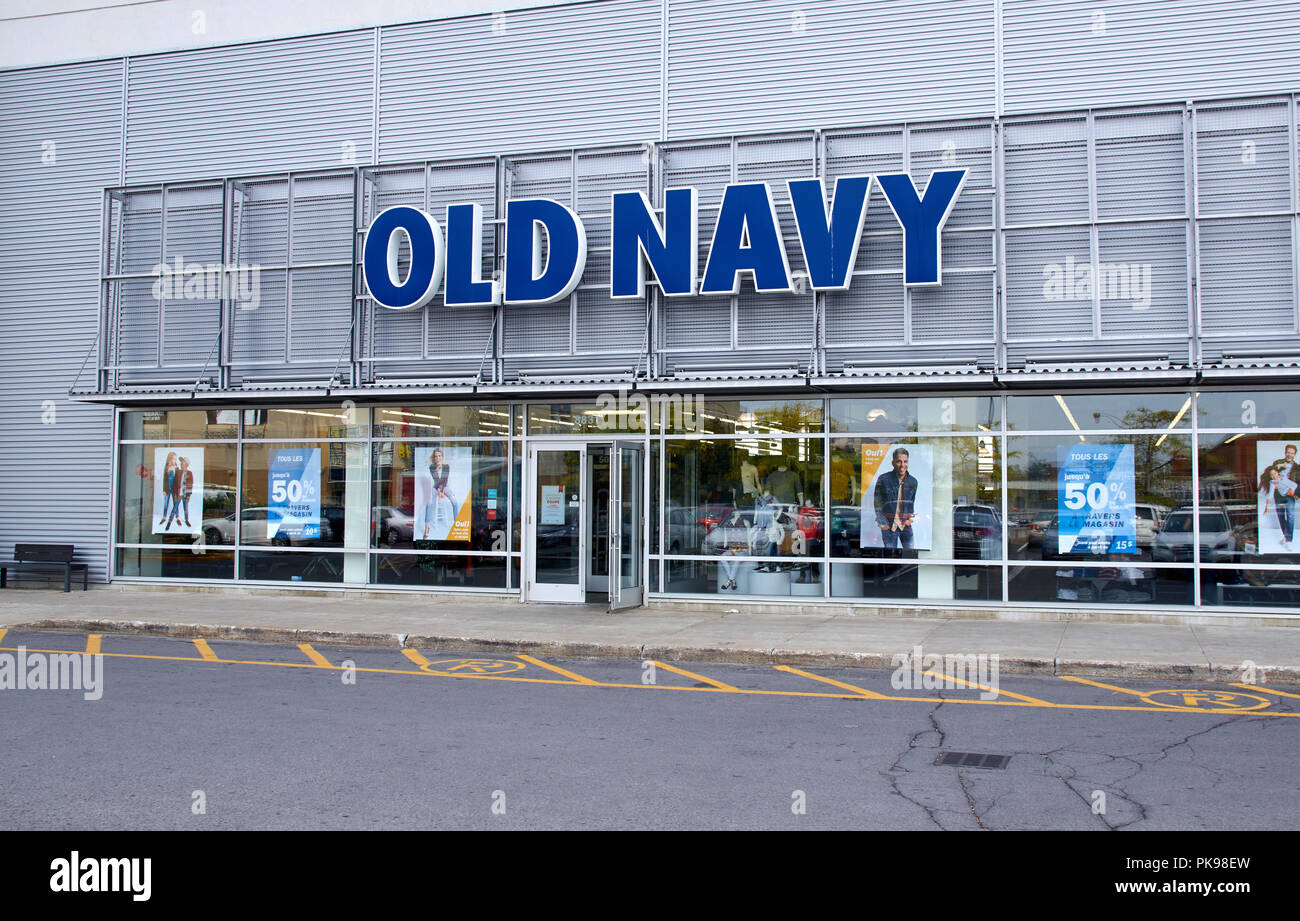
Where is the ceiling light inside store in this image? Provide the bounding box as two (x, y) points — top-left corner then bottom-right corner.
(1154, 397), (1191, 447)
(1054, 395), (1086, 442)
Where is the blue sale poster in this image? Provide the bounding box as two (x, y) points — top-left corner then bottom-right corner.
(268, 448), (321, 540)
(1057, 444), (1136, 555)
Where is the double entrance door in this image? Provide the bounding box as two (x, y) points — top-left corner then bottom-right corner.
(526, 440), (644, 609)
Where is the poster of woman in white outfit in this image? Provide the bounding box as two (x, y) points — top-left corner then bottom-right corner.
(414, 446), (471, 541)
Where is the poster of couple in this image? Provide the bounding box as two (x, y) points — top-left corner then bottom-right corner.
(413, 446), (472, 542)
(151, 447), (206, 536)
(1257, 442), (1300, 553)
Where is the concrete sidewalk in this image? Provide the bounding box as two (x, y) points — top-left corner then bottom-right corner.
(2, 584), (1300, 683)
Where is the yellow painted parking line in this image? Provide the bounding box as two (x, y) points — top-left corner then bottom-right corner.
(650, 660), (737, 691)
(774, 665), (889, 698)
(0, 629), (6, 644)
(298, 644), (333, 668)
(402, 649), (431, 668)
(2, 639), (1297, 718)
(192, 638), (218, 661)
(921, 670), (1055, 706)
(85, 634), (101, 656)
(1058, 675), (1151, 698)
(517, 654), (597, 685)
(1235, 683), (1300, 700)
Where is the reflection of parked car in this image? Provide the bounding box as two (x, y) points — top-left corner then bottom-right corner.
(201, 506), (333, 546)
(953, 504), (1002, 560)
(1153, 507), (1236, 563)
(828, 505), (862, 555)
(373, 506), (415, 546)
(702, 508), (798, 555)
(1039, 514), (1061, 560)
(665, 505), (708, 555)
(1134, 503), (1168, 550)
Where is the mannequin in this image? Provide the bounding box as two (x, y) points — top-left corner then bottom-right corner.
(740, 458), (760, 501)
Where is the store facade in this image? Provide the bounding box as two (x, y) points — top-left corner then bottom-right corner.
(4, 0), (1300, 615)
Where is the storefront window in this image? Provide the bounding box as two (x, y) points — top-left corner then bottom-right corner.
(372, 404), (508, 438)
(663, 437), (823, 596)
(1198, 430), (1300, 607)
(1007, 392), (1192, 432)
(1007, 432), (1192, 566)
(829, 396), (999, 433)
(1198, 390), (1300, 429)
(239, 441), (367, 549)
(242, 405), (369, 439)
(828, 435), (1002, 562)
(529, 399), (649, 435)
(120, 409), (239, 440)
(117, 443), (238, 545)
(371, 440), (507, 552)
(659, 398), (823, 435)
(117, 547), (234, 579)
(372, 553), (507, 588)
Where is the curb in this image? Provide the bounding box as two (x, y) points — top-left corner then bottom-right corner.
(10, 617), (1300, 684)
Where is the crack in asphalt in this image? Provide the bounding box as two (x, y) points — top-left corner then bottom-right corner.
(878, 701), (948, 830)
(956, 770), (987, 830)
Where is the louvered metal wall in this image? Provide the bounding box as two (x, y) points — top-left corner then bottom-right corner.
(0, 60), (122, 580)
(4, 1), (1300, 586)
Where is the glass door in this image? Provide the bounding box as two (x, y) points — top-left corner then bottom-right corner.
(527, 442), (585, 603)
(609, 440), (644, 610)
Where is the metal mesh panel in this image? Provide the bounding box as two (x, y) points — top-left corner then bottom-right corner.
(911, 272), (996, 342)
(1097, 221), (1188, 338)
(163, 185), (222, 265)
(291, 173), (353, 265)
(118, 190), (162, 274)
(737, 291), (813, 346)
(229, 269), (287, 364)
(114, 279), (160, 367)
(824, 274), (905, 346)
(1196, 101), (1292, 215)
(1003, 117), (1089, 225)
(289, 266), (352, 363)
(1199, 218), (1295, 336)
(1005, 226), (1093, 339)
(1095, 109), (1186, 220)
(233, 180), (289, 266)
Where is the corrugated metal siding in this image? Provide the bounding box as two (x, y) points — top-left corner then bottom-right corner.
(0, 60), (121, 581)
(378, 0), (661, 163)
(126, 31), (374, 183)
(1003, 0), (1300, 115)
(666, 0), (996, 137)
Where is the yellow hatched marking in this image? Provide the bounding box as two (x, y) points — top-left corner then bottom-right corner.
(85, 634), (101, 655)
(517, 654), (597, 684)
(192, 638), (218, 661)
(650, 660), (737, 691)
(0, 639), (1296, 718)
(774, 665), (888, 698)
(920, 670), (1055, 706)
(298, 644), (333, 668)
(402, 649), (432, 668)
(1233, 683), (1300, 700)
(0, 629), (6, 644)
(1058, 675), (1151, 698)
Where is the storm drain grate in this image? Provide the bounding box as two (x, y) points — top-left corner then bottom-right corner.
(935, 752), (1011, 770)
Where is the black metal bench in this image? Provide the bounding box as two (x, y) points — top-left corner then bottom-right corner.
(1, 544), (88, 592)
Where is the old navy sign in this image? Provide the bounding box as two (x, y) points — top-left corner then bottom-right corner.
(362, 169), (966, 309)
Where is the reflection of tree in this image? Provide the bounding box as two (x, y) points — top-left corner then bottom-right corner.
(1104, 408), (1184, 505)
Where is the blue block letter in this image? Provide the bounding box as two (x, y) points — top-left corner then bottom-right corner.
(611, 188), (698, 298)
(876, 169), (967, 286)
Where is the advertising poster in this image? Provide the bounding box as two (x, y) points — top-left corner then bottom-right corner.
(859, 443), (933, 551)
(540, 485), (565, 524)
(152, 447), (206, 536)
(1057, 444), (1136, 554)
(268, 448), (321, 540)
(413, 446), (472, 541)
(1256, 441), (1300, 553)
